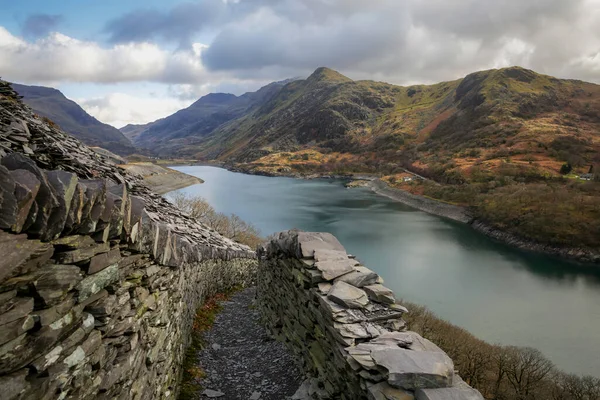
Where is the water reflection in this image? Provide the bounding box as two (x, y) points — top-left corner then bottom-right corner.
(169, 166), (600, 376)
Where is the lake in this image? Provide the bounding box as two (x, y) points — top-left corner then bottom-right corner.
(168, 165), (600, 377)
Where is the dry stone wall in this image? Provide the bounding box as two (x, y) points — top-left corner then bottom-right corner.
(257, 231), (483, 400)
(0, 81), (257, 399)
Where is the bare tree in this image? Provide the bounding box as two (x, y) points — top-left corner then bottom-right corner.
(169, 193), (263, 248)
(170, 192), (213, 221)
(503, 346), (555, 400)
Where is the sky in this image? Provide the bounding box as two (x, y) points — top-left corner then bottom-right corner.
(1, 0), (599, 128)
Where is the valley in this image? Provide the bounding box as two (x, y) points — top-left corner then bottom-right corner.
(120, 66), (600, 261)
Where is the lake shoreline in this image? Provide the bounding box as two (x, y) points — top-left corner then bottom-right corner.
(122, 162), (204, 194)
(222, 164), (600, 265)
(167, 164), (600, 375)
(366, 179), (600, 265)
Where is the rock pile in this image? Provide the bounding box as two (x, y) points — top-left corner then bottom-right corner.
(257, 231), (483, 400)
(0, 81), (257, 399)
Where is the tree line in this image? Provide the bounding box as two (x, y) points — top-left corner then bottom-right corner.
(403, 301), (600, 400)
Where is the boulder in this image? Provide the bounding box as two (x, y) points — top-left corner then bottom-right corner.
(65, 182), (86, 233)
(370, 348), (454, 390)
(315, 259), (356, 281)
(327, 281), (370, 309)
(77, 179), (107, 234)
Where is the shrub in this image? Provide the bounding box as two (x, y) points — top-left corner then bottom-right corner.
(560, 163), (573, 175)
(170, 193), (263, 249)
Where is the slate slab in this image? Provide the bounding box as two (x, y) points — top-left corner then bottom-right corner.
(1, 153), (59, 239)
(327, 281), (370, 309)
(415, 387), (484, 400)
(0, 165), (17, 230)
(297, 232), (346, 258)
(364, 284), (395, 304)
(371, 348), (454, 390)
(44, 170), (78, 240)
(0, 230), (54, 282)
(9, 169), (40, 233)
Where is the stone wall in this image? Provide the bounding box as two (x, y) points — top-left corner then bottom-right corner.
(0, 82), (257, 399)
(257, 231), (483, 400)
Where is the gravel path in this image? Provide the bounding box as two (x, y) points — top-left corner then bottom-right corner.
(197, 287), (303, 400)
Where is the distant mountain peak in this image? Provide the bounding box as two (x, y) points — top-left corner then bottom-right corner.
(307, 67), (352, 84)
(192, 92), (238, 107)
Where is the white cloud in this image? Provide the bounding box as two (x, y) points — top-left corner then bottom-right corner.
(77, 93), (194, 128)
(2, 0), (600, 128)
(0, 27), (212, 84)
(200, 0), (600, 84)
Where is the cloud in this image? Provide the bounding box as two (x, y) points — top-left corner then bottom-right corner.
(4, 0), (600, 88)
(21, 13), (63, 39)
(0, 27), (212, 84)
(3, 0), (600, 128)
(78, 93), (194, 128)
(199, 0), (600, 84)
(103, 0), (237, 47)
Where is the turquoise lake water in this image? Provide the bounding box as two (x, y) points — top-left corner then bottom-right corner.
(169, 165), (600, 377)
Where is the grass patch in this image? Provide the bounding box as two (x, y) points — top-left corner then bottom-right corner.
(179, 287), (242, 400)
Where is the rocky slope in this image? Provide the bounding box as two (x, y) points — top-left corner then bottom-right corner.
(120, 162), (203, 194)
(11, 83), (135, 155)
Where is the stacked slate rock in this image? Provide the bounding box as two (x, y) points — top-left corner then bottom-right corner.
(0, 80), (249, 256)
(0, 82), (257, 399)
(257, 231), (483, 400)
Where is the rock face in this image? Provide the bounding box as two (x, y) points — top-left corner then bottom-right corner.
(257, 230), (482, 400)
(0, 81), (257, 400)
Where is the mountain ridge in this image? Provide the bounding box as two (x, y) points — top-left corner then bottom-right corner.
(11, 83), (135, 155)
(129, 65), (599, 253)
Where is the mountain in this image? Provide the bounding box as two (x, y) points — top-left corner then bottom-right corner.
(12, 83), (135, 155)
(120, 122), (153, 142)
(125, 80), (293, 156)
(185, 67), (600, 168)
(192, 67), (403, 160)
(133, 66), (600, 252)
(126, 67), (600, 180)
